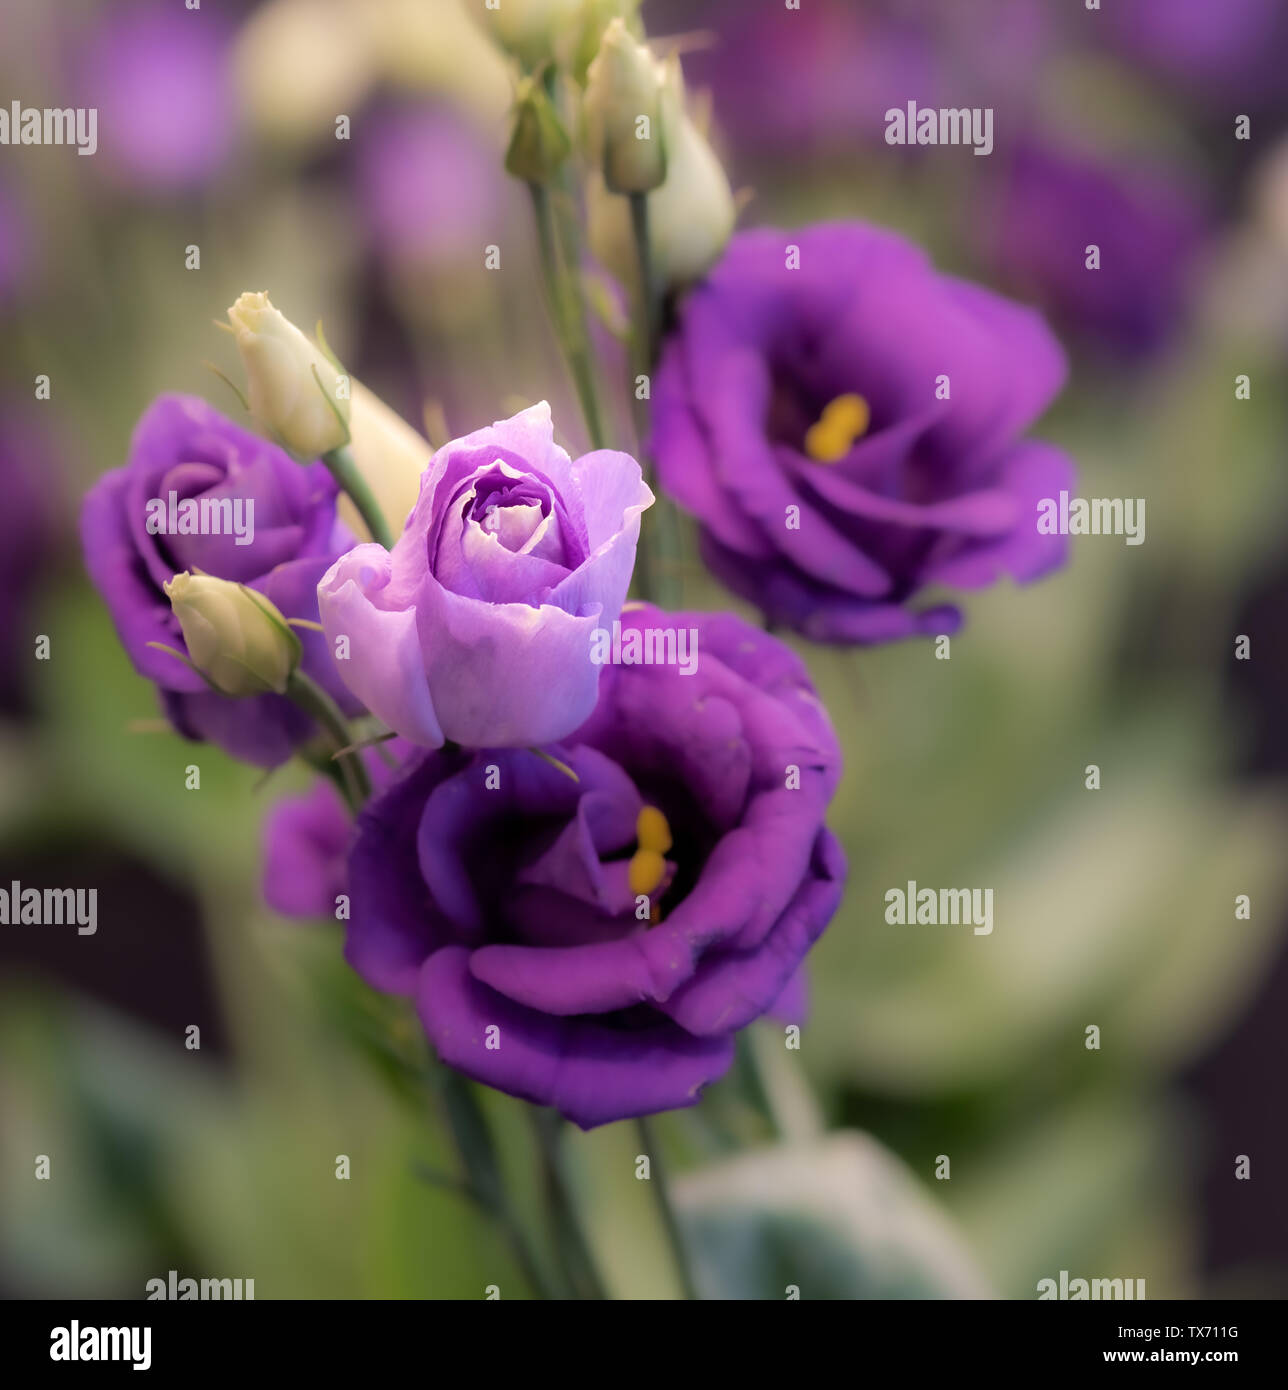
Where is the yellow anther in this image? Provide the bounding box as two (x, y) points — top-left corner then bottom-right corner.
(629, 848), (667, 898)
(635, 804), (673, 855)
(803, 393), (870, 463)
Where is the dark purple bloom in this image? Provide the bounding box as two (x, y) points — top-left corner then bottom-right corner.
(77, 4), (235, 192)
(652, 224), (1075, 643)
(81, 395), (356, 767)
(261, 739), (416, 920)
(319, 403), (652, 750)
(984, 140), (1209, 360)
(339, 604), (845, 1129)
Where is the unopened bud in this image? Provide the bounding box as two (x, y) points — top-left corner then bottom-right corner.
(477, 0), (585, 66)
(588, 56), (735, 290)
(227, 291), (350, 458)
(164, 573), (301, 697)
(506, 76), (572, 185)
(584, 18), (666, 194)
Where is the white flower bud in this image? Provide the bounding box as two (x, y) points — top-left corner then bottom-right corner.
(164, 574), (301, 698)
(227, 291), (351, 459)
(476, 0), (585, 64)
(587, 56), (735, 291)
(343, 380), (432, 540)
(584, 19), (667, 194)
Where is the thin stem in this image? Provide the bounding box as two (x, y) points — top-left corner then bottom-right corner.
(435, 1069), (560, 1301)
(629, 193), (661, 369)
(285, 669), (371, 813)
(530, 1109), (609, 1300)
(529, 181), (608, 451)
(625, 193), (685, 610)
(321, 443), (394, 550)
(636, 1115), (700, 1300)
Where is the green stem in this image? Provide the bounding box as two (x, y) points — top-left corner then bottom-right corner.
(636, 1115), (700, 1300)
(531, 1110), (609, 1299)
(529, 182), (608, 451)
(322, 443), (394, 550)
(285, 669), (371, 813)
(629, 192), (661, 369)
(435, 1069), (559, 1300)
(625, 193), (685, 610)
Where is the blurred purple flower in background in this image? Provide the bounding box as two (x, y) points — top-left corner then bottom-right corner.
(319, 403), (652, 750)
(81, 395), (356, 767)
(354, 102), (505, 270)
(652, 224), (1075, 643)
(76, 4), (236, 192)
(335, 604), (844, 1129)
(984, 140), (1210, 361)
(1108, 0), (1288, 107)
(648, 0), (937, 162)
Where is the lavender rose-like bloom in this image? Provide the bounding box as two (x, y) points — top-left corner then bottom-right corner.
(331, 604), (843, 1128)
(319, 402), (652, 749)
(652, 224), (1075, 643)
(81, 395), (356, 767)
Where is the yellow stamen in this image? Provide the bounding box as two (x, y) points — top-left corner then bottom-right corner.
(804, 393), (870, 463)
(629, 848), (667, 898)
(636, 804), (673, 855)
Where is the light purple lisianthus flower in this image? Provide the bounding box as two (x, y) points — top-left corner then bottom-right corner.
(336, 604), (844, 1129)
(81, 395), (358, 767)
(318, 402), (652, 750)
(651, 224), (1076, 643)
(986, 141), (1209, 360)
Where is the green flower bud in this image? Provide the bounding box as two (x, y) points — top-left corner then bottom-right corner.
(164, 573), (301, 698)
(584, 18), (667, 194)
(506, 75), (572, 185)
(227, 291), (350, 459)
(588, 55), (735, 291)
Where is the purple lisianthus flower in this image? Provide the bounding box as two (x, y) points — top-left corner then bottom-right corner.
(651, 223), (1075, 643)
(76, 4), (236, 192)
(318, 403), (652, 749)
(81, 395), (357, 767)
(340, 604), (844, 1129)
(985, 141), (1209, 360)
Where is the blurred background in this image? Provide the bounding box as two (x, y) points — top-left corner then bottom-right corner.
(1, 0), (1287, 1299)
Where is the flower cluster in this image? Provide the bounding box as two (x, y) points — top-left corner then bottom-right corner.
(79, 1), (1074, 1128)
